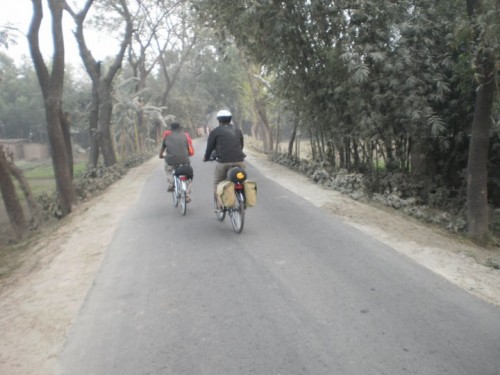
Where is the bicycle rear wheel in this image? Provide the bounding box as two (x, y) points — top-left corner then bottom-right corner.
(180, 183), (187, 216)
(230, 192), (245, 233)
(172, 179), (179, 207)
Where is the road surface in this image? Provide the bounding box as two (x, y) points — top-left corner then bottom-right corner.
(56, 149), (500, 375)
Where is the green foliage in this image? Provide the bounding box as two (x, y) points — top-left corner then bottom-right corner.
(191, 0), (499, 207)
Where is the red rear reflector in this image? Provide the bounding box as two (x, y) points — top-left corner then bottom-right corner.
(234, 183), (244, 191)
(180, 176), (188, 181)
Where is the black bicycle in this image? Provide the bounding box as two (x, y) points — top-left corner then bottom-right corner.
(208, 162), (247, 233)
(214, 177), (246, 233)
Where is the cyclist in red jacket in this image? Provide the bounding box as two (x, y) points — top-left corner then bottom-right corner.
(159, 122), (194, 201)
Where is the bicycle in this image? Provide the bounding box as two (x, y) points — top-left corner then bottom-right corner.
(214, 166), (247, 233)
(172, 164), (192, 216)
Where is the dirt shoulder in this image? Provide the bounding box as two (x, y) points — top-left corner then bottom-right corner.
(0, 157), (161, 375)
(0, 144), (499, 375)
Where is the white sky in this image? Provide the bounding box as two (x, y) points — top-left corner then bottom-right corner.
(0, 0), (118, 70)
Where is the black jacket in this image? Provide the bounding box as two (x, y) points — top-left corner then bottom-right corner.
(204, 124), (245, 163)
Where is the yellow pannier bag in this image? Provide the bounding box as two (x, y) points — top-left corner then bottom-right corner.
(217, 180), (235, 208)
(244, 180), (257, 207)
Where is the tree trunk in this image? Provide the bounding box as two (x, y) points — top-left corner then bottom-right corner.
(275, 112), (281, 152)
(46, 98), (75, 215)
(7, 156), (40, 226)
(0, 147), (27, 239)
(28, 0), (75, 216)
(327, 139), (336, 168)
(344, 137), (352, 170)
(465, 0), (497, 241)
(257, 107), (273, 153)
(310, 131), (316, 160)
(98, 82), (117, 166)
(240, 55), (274, 153)
(288, 119), (299, 156)
(352, 138), (361, 171)
(337, 139), (345, 169)
(137, 109), (145, 153)
(88, 77), (100, 170)
(247, 91), (273, 153)
(60, 110), (73, 179)
(466, 48), (495, 241)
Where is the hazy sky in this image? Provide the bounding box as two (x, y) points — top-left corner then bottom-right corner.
(1, 1), (117, 68)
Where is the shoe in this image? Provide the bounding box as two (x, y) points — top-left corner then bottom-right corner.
(186, 196), (191, 203)
(167, 185), (174, 192)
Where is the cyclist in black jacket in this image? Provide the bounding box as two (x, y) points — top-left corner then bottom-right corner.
(203, 109), (246, 193)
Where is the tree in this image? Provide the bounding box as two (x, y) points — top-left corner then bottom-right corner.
(127, 0), (197, 149)
(65, 0), (133, 168)
(465, 0), (498, 241)
(241, 57), (274, 153)
(6, 155), (40, 226)
(153, 2), (198, 111)
(28, 0), (75, 216)
(188, 0), (500, 235)
(160, 33), (233, 131)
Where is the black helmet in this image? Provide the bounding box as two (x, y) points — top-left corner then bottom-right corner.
(227, 166), (247, 183)
(216, 109), (232, 123)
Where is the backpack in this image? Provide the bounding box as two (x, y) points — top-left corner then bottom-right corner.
(174, 164), (194, 180)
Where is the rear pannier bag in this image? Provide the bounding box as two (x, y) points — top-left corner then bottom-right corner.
(216, 180), (235, 207)
(244, 180), (257, 207)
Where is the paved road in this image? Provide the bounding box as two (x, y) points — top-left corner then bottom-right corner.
(57, 149), (500, 375)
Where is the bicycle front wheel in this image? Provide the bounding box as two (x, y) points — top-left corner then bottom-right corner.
(230, 192), (245, 233)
